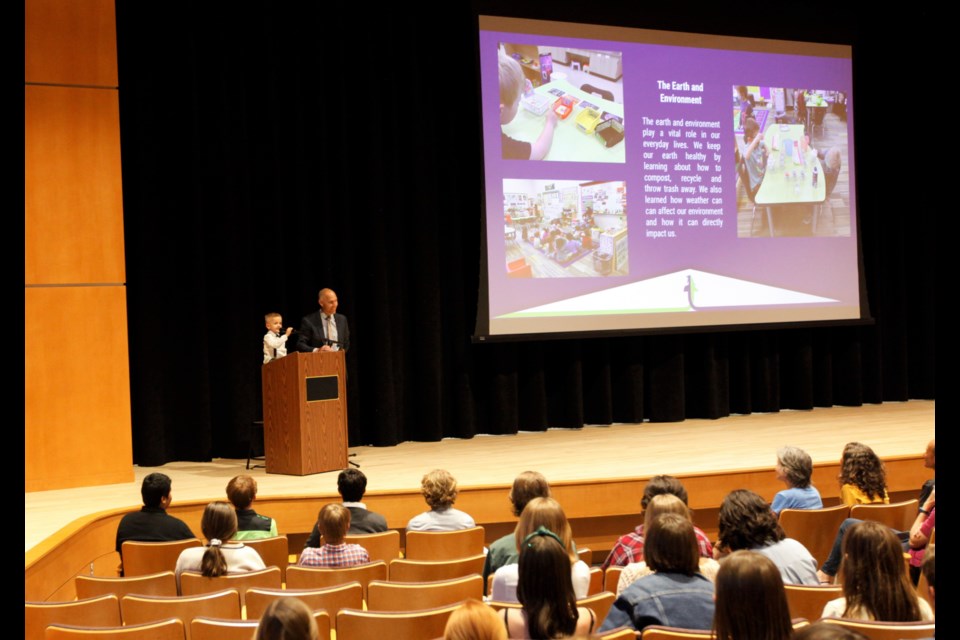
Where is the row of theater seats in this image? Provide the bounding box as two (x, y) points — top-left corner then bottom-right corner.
(27, 505), (932, 638)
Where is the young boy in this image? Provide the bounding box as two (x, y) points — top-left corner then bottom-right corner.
(226, 475), (279, 540)
(499, 52), (557, 160)
(297, 504), (370, 568)
(263, 312), (293, 364)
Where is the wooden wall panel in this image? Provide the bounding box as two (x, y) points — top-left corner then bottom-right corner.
(25, 0), (118, 87)
(25, 286), (133, 492)
(25, 85), (125, 285)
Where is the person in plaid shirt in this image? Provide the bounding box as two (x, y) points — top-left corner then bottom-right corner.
(298, 504), (370, 568)
(601, 475), (713, 570)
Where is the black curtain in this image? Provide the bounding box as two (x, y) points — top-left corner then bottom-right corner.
(115, 4), (935, 466)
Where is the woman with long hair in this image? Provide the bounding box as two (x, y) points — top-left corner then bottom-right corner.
(616, 494), (720, 594)
(837, 442), (889, 505)
(713, 551), (792, 640)
(822, 520), (933, 620)
(490, 497), (589, 601)
(715, 489), (818, 585)
(500, 528), (595, 638)
(174, 501), (265, 587)
(598, 514), (715, 634)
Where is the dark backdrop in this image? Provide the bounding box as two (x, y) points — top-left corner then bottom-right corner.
(115, 3), (935, 466)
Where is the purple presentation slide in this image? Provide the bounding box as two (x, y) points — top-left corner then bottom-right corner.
(481, 17), (858, 337)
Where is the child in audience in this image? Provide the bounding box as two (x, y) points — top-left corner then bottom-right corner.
(821, 520), (933, 621)
(713, 551), (792, 640)
(837, 442), (889, 505)
(226, 475), (278, 540)
(174, 501), (266, 588)
(499, 52), (557, 160)
(298, 504), (370, 568)
(255, 597), (319, 640)
(407, 469), (476, 532)
(444, 599), (507, 640)
(500, 529), (597, 638)
(771, 445), (822, 515)
(263, 312), (293, 364)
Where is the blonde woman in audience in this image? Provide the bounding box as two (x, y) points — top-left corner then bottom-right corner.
(490, 497), (589, 602)
(616, 494), (719, 595)
(444, 599), (507, 640)
(255, 597), (319, 640)
(500, 529), (597, 638)
(173, 501), (265, 588)
(713, 551), (792, 640)
(821, 520), (933, 621)
(406, 469), (476, 531)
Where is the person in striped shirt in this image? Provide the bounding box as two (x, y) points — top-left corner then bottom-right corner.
(298, 503), (369, 568)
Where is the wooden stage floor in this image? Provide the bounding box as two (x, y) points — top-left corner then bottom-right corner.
(25, 401), (934, 553)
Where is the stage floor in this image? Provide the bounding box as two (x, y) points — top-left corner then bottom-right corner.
(25, 400), (935, 552)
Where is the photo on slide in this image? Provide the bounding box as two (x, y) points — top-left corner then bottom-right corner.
(498, 43), (625, 163)
(734, 85), (851, 238)
(504, 178), (628, 278)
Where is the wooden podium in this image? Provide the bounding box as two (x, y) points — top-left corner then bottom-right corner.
(261, 351), (348, 475)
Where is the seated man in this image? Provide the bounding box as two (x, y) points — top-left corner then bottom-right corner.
(298, 504), (370, 568)
(226, 475), (278, 540)
(602, 475), (713, 570)
(305, 468), (387, 547)
(115, 473), (195, 573)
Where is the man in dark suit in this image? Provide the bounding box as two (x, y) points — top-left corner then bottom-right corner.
(296, 288), (350, 352)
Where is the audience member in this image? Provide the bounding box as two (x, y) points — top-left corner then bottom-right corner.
(305, 468), (387, 547)
(715, 489), (818, 585)
(115, 473), (195, 573)
(713, 550), (792, 640)
(908, 489), (935, 584)
(254, 596), (319, 640)
(616, 494), (720, 594)
(174, 501), (265, 587)
(298, 504), (370, 568)
(499, 529), (597, 638)
(444, 599), (507, 640)
(406, 469), (476, 532)
(837, 442), (889, 505)
(599, 514), (715, 634)
(482, 471), (551, 591)
(771, 446), (823, 515)
(226, 475), (278, 540)
(491, 497), (589, 602)
(821, 520), (933, 621)
(922, 543), (935, 611)
(602, 474), (713, 570)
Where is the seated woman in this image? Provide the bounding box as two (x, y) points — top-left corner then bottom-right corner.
(491, 497), (589, 602)
(255, 596), (319, 640)
(837, 442), (889, 506)
(713, 551), (793, 640)
(500, 528), (596, 638)
(821, 520), (933, 621)
(715, 489), (819, 585)
(599, 514), (715, 634)
(174, 501), (266, 588)
(406, 469), (475, 532)
(771, 445), (823, 515)
(616, 494), (720, 595)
